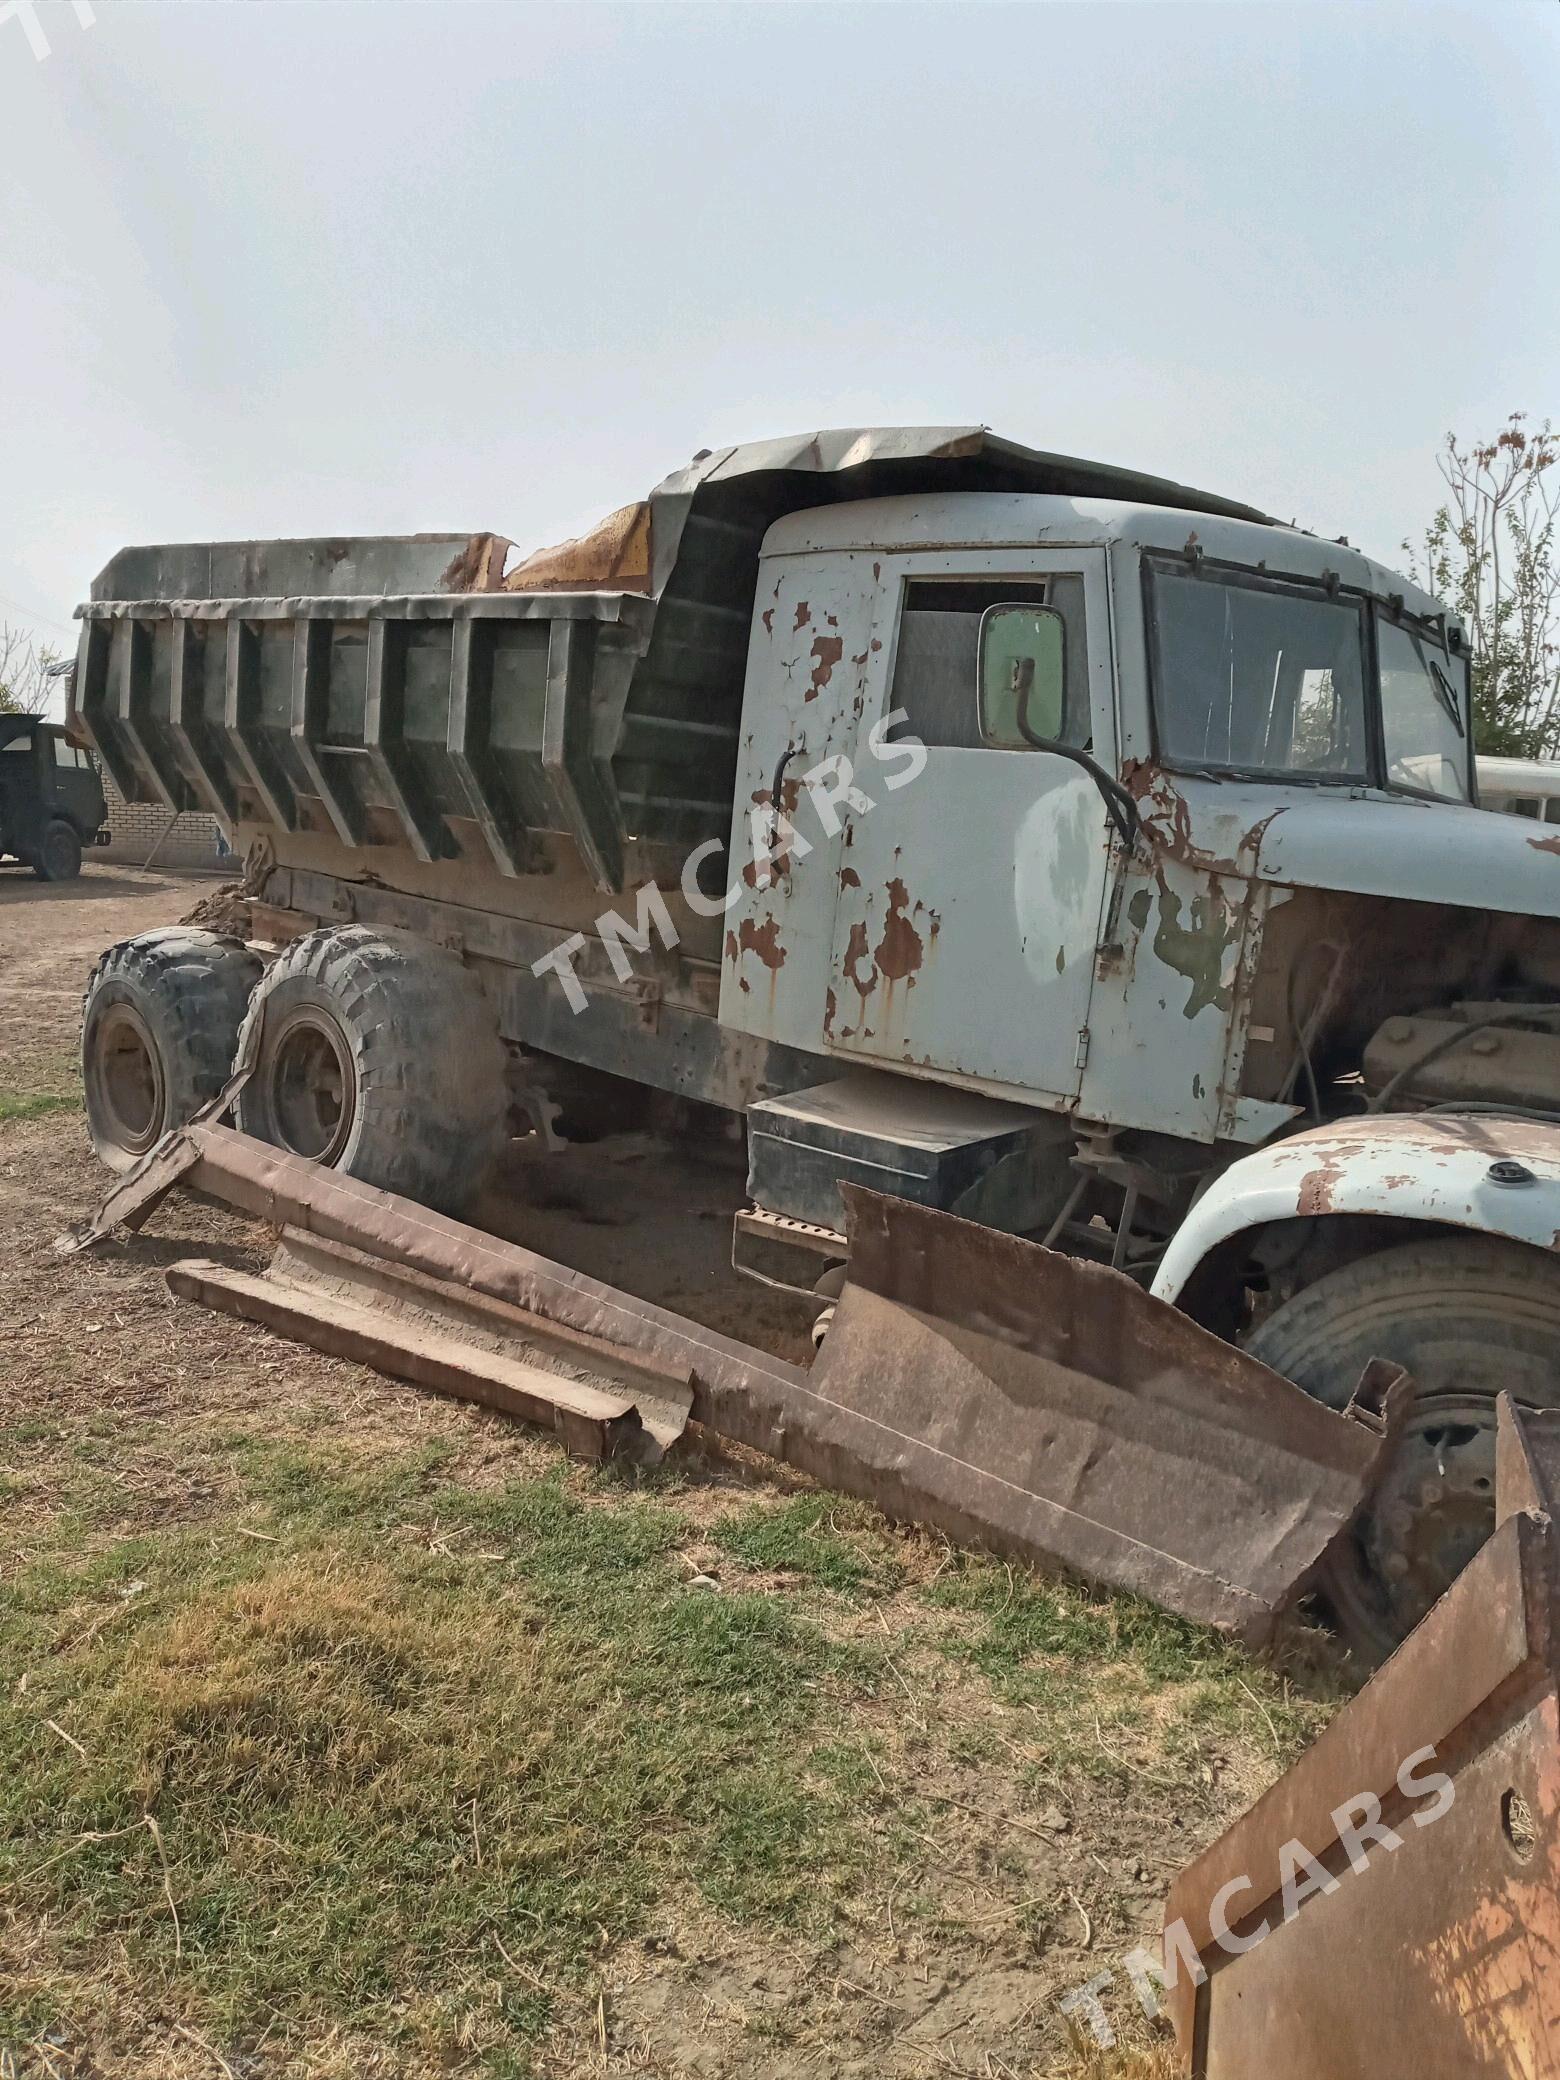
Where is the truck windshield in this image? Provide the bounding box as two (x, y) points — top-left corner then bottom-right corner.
(1148, 560), (1472, 800)
(1148, 564), (1367, 779)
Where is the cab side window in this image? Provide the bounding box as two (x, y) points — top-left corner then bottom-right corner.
(890, 577), (1091, 750)
(1, 732), (34, 755)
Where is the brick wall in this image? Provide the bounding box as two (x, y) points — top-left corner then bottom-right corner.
(100, 774), (232, 871)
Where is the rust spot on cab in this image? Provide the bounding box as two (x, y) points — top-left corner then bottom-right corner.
(806, 635), (844, 702)
(793, 600), (811, 632)
(845, 920), (877, 1003)
(1530, 834), (1560, 857)
(724, 929), (739, 964)
(824, 985), (838, 1037)
(762, 608), (774, 636)
(874, 876), (924, 982)
(1121, 758), (1160, 804)
(738, 916), (786, 972)
(839, 865), (861, 889)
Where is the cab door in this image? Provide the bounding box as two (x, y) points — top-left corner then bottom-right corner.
(826, 547), (1116, 1108)
(46, 731), (105, 835)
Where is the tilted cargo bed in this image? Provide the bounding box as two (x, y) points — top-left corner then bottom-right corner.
(76, 427), (1278, 893)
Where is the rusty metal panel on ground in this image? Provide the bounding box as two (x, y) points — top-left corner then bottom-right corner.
(73, 1128), (1405, 1650)
(1163, 1396), (1560, 2078)
(167, 1230), (693, 1463)
(810, 1188), (1407, 1645)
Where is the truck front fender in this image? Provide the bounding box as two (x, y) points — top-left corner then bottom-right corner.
(1152, 1112), (1560, 1306)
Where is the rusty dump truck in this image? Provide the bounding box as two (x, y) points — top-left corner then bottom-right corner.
(72, 425), (1560, 1659)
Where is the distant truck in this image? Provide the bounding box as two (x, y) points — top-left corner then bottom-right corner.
(0, 714), (107, 877)
(71, 426), (1560, 1657)
(1478, 753), (1560, 827)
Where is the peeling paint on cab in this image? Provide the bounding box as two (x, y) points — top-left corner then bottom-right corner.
(1149, 879), (1240, 1020)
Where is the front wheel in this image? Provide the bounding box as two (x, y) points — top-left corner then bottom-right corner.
(1246, 1232), (1560, 1661)
(35, 819), (82, 881)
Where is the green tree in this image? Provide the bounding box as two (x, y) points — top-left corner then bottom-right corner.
(1404, 415), (1558, 758)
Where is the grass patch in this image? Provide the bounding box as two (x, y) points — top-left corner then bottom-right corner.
(712, 1492), (901, 1597)
(0, 1447), (892, 2069)
(925, 1554), (1326, 1776)
(0, 1090), (78, 1123)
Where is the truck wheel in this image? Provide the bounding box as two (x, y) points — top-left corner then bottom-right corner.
(82, 929), (262, 1171)
(1246, 1233), (1560, 1661)
(233, 926), (508, 1213)
(35, 820), (82, 881)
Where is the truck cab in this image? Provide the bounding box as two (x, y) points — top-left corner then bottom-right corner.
(0, 716), (108, 879)
(721, 491), (1491, 1152)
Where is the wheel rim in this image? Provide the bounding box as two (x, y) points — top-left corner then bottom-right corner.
(1327, 1387), (1503, 1657)
(267, 1010), (356, 1163)
(88, 1004), (164, 1157)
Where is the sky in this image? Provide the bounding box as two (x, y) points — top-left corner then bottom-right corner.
(2, 0), (1557, 717)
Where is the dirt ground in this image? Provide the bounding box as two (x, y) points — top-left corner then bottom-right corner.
(0, 867), (1333, 2080)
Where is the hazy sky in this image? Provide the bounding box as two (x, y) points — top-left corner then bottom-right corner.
(3, 0), (1557, 709)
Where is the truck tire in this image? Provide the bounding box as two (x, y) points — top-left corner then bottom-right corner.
(82, 929), (262, 1172)
(1246, 1233), (1560, 1661)
(35, 819), (82, 881)
(233, 926), (508, 1213)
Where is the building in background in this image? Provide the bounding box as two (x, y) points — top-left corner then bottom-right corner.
(99, 771), (229, 870)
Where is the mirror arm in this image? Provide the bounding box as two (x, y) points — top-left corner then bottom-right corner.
(1015, 689), (1141, 852)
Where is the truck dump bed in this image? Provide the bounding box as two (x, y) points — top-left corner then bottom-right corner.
(76, 427), (1276, 893)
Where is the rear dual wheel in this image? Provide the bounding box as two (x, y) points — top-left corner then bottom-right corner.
(234, 926), (509, 1212)
(82, 929), (262, 1170)
(82, 923), (508, 1214)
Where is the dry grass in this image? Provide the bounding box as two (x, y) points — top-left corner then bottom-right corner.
(0, 872), (1341, 2077)
(1, 1420), (1330, 2078)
